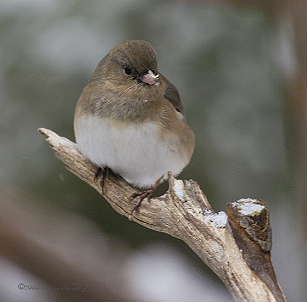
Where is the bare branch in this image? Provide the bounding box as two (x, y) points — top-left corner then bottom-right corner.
(38, 128), (287, 302)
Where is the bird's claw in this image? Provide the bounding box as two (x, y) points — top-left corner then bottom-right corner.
(130, 175), (165, 216)
(94, 167), (110, 194)
(131, 189), (154, 215)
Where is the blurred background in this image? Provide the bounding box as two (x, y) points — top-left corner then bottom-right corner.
(0, 0), (305, 301)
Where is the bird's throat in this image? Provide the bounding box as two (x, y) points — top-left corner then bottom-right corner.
(92, 86), (162, 123)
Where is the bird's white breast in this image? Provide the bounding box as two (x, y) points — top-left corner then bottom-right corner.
(74, 116), (188, 188)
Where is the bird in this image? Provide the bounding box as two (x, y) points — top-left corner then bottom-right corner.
(74, 40), (195, 211)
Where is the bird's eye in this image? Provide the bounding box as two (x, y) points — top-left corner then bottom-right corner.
(124, 67), (132, 75)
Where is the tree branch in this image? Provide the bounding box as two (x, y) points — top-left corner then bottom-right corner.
(38, 128), (287, 302)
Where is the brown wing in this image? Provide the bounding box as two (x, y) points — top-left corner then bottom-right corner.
(160, 74), (184, 114)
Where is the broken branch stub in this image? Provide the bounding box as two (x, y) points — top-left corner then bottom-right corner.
(227, 199), (286, 302)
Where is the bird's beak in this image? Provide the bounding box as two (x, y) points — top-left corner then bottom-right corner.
(140, 70), (159, 86)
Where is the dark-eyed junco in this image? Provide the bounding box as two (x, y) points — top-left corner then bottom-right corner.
(74, 40), (195, 209)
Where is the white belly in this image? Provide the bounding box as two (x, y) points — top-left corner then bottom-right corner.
(74, 116), (188, 188)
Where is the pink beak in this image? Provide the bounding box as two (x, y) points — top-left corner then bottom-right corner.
(140, 70), (159, 85)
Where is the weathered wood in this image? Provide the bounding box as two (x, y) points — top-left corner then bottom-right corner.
(38, 127), (287, 302)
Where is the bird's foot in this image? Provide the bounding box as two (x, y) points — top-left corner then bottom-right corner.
(130, 175), (164, 215)
(131, 188), (155, 215)
(94, 166), (110, 194)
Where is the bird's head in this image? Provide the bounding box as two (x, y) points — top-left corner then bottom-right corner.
(93, 40), (160, 87)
